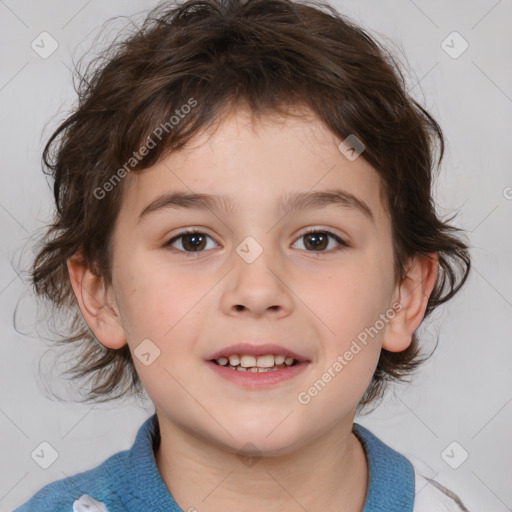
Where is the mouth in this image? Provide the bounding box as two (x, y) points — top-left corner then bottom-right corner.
(205, 343), (310, 388)
(210, 354), (300, 372)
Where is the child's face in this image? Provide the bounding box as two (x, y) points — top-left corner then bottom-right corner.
(106, 105), (405, 453)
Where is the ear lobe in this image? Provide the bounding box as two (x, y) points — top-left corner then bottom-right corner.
(66, 254), (127, 350)
(382, 253), (439, 353)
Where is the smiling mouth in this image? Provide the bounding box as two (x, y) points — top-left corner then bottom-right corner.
(210, 355), (300, 372)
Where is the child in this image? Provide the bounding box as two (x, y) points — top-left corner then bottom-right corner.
(15, 0), (472, 510)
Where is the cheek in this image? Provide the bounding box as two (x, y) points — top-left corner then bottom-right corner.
(118, 262), (203, 338)
(121, 270), (212, 394)
(303, 253), (393, 383)
(305, 266), (389, 338)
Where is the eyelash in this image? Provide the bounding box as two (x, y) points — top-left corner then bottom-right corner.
(164, 228), (349, 256)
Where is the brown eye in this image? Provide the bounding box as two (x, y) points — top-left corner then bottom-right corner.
(165, 230), (217, 253)
(293, 229), (348, 253)
(180, 233), (207, 251)
(303, 232), (329, 251)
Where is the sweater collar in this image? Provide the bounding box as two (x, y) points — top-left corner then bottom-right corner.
(353, 423), (415, 511)
(127, 414), (414, 511)
(126, 413), (182, 511)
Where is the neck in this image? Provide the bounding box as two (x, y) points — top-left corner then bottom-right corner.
(154, 413), (368, 512)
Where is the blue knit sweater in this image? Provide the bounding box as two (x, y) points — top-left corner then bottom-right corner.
(14, 414), (416, 511)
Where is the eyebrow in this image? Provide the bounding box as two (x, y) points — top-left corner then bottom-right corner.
(137, 189), (375, 224)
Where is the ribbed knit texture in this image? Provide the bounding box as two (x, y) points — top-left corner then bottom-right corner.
(14, 415), (415, 511)
(352, 423), (414, 511)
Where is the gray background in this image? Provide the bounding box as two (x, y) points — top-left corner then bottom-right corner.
(1, 1), (511, 510)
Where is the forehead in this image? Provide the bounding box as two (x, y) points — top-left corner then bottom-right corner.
(119, 105), (388, 226)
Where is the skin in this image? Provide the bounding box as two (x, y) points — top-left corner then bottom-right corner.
(67, 104), (438, 512)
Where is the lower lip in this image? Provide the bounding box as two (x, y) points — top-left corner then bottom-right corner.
(205, 360), (310, 388)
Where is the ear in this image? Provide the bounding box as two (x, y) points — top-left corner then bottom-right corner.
(66, 254), (127, 349)
(383, 253), (438, 352)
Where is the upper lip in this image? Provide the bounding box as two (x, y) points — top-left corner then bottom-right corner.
(207, 343), (310, 362)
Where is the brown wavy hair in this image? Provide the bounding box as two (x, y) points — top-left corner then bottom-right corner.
(21, 0), (471, 409)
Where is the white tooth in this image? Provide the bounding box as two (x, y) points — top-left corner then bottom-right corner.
(284, 357), (294, 365)
(240, 355), (256, 368)
(236, 366), (246, 371)
(256, 355), (275, 368)
(274, 355), (285, 365)
(248, 367), (258, 372)
(229, 355), (240, 366)
(217, 357), (228, 366)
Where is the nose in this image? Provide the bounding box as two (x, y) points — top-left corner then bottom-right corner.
(220, 245), (294, 319)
